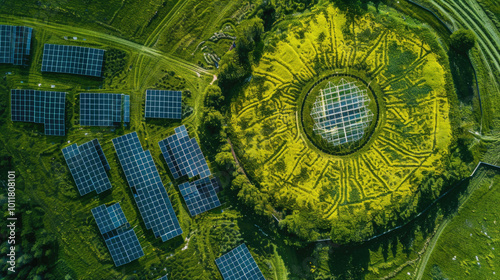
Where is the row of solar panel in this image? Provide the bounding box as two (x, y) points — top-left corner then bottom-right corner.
(11, 89), (66, 136)
(61, 135), (264, 278)
(0, 25), (32, 65)
(91, 203), (144, 267)
(80, 93), (130, 126)
(158, 125), (221, 215)
(112, 132), (183, 242)
(1, 25), (106, 77)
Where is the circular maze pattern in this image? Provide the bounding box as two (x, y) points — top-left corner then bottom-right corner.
(230, 6), (453, 230)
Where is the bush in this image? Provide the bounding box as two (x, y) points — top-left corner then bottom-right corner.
(449, 29), (476, 53)
(204, 85), (224, 108)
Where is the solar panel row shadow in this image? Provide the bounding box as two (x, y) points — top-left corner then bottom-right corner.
(62, 139), (112, 196)
(11, 89), (66, 136)
(112, 132), (182, 242)
(215, 244), (266, 280)
(145, 90), (182, 119)
(178, 177), (221, 216)
(158, 125), (211, 179)
(41, 44), (104, 77)
(80, 93), (129, 126)
(91, 203), (144, 267)
(0, 25), (32, 65)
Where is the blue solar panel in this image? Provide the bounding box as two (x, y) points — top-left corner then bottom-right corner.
(91, 204), (128, 235)
(123, 95), (130, 123)
(0, 25), (32, 65)
(92, 203), (144, 267)
(11, 89), (66, 136)
(105, 229), (144, 266)
(41, 44), (105, 77)
(216, 244), (266, 280)
(158, 125), (211, 179)
(92, 139), (111, 171)
(62, 139), (112, 196)
(145, 90), (182, 119)
(80, 93), (129, 126)
(112, 132), (183, 242)
(178, 177), (221, 216)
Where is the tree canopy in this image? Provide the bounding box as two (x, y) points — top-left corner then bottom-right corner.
(449, 29), (476, 53)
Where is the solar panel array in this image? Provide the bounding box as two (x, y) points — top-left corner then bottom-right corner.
(145, 90), (182, 119)
(158, 125), (211, 179)
(216, 244), (266, 280)
(178, 177), (221, 216)
(41, 44), (105, 77)
(0, 25), (32, 65)
(112, 132), (183, 242)
(80, 93), (130, 126)
(91, 203), (144, 267)
(62, 139), (112, 196)
(11, 89), (66, 136)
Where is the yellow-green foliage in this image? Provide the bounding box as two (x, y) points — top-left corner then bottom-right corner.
(230, 6), (453, 236)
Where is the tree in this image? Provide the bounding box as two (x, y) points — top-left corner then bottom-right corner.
(236, 18), (264, 63)
(450, 29), (476, 53)
(332, 0), (367, 20)
(215, 151), (235, 169)
(218, 50), (250, 90)
(204, 85), (224, 108)
(203, 109), (224, 135)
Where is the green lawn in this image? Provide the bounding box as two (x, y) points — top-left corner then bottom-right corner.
(423, 167), (500, 279)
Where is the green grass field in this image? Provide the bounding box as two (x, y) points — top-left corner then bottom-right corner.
(423, 167), (500, 279)
(0, 0), (498, 279)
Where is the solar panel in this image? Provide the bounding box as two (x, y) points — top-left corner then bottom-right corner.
(158, 125), (211, 180)
(92, 204), (128, 235)
(112, 132), (183, 242)
(123, 95), (130, 123)
(41, 44), (105, 77)
(178, 177), (221, 216)
(157, 275), (168, 280)
(145, 90), (182, 119)
(62, 139), (112, 196)
(105, 230), (144, 266)
(92, 139), (111, 171)
(0, 25), (32, 65)
(11, 89), (66, 136)
(91, 203), (144, 267)
(80, 93), (129, 126)
(216, 244), (266, 280)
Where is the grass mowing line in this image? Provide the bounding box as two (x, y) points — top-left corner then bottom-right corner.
(437, 0), (500, 73)
(135, 0), (190, 90)
(144, 0), (190, 48)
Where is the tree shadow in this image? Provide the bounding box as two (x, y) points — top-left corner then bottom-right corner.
(329, 244), (370, 280)
(448, 50), (475, 104)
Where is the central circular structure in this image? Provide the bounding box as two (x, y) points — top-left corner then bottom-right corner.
(311, 79), (374, 146)
(301, 74), (380, 155)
